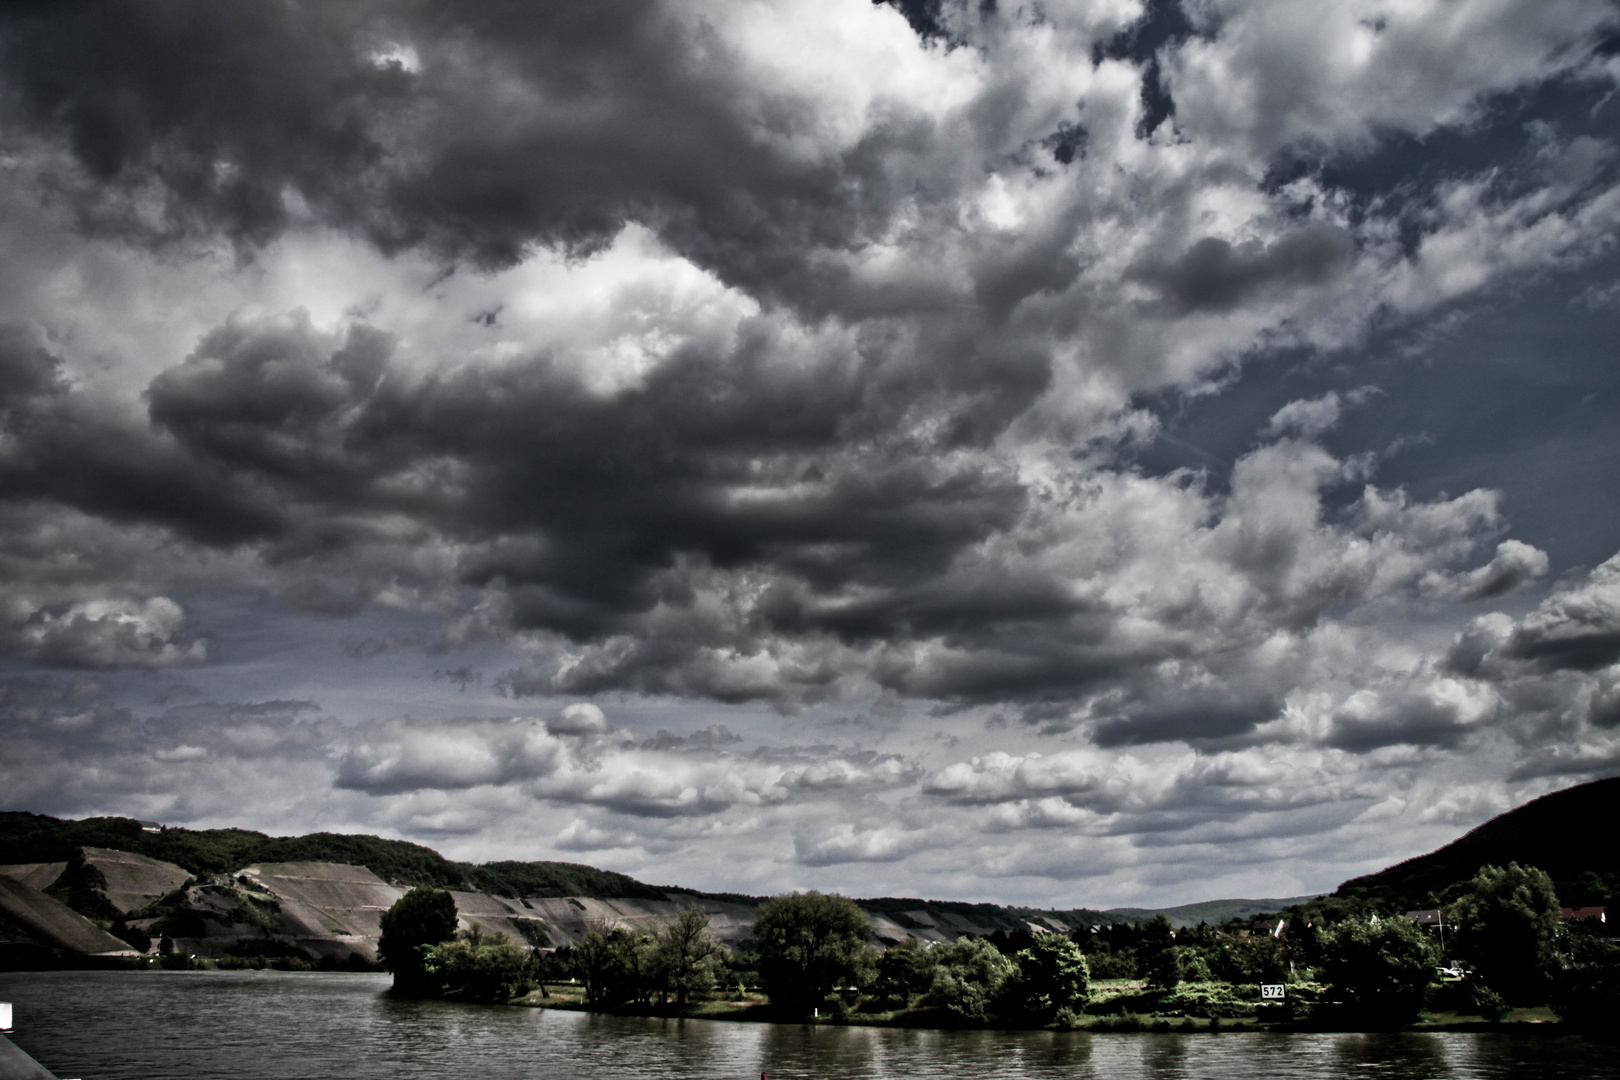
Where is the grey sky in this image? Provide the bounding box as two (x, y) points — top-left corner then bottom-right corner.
(2, 0), (1619, 908)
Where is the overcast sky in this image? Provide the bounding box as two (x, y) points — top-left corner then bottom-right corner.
(3, 0), (1619, 909)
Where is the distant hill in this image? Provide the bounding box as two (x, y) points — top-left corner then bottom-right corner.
(1333, 777), (1620, 911)
(19, 777), (1610, 958)
(1100, 896), (1323, 929)
(0, 812), (669, 900)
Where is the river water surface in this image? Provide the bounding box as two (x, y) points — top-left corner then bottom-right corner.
(1, 970), (1613, 1080)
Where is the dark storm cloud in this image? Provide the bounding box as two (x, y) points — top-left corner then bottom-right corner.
(0, 0), (1615, 779)
(3, 284), (1537, 713)
(0, 0), (970, 315)
(1506, 594), (1620, 672)
(1131, 225), (1354, 314)
(1326, 691), (1473, 750)
(1091, 691), (1283, 747)
(1438, 555), (1620, 679)
(137, 304), (1034, 571)
(0, 323), (65, 409)
(0, 0), (402, 250)
(0, 306), (1043, 671)
(0, 323), (289, 549)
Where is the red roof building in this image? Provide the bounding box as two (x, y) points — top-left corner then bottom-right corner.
(1558, 906), (1607, 923)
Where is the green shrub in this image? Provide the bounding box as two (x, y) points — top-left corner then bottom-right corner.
(1160, 982), (1253, 1019)
(1085, 949), (1137, 979)
(1470, 983), (1508, 1021)
(924, 937), (1015, 1023)
(422, 927), (535, 1002)
(1319, 916), (1437, 1025)
(1549, 932), (1620, 1030)
(872, 937), (934, 1008)
(1006, 936), (1090, 1023)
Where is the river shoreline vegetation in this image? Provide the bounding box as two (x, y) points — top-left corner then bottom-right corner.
(371, 866), (1616, 1036)
(4, 787), (1615, 1037)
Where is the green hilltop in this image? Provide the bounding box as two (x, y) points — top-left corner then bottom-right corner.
(1332, 777), (1620, 912)
(0, 812), (668, 900)
(4, 775), (1616, 923)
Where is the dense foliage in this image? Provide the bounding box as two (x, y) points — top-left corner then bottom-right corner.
(924, 936), (1015, 1022)
(1004, 935), (1090, 1023)
(871, 937), (934, 1007)
(1450, 862), (1561, 1005)
(378, 886), (459, 994)
(1136, 914), (1181, 990)
(1318, 915), (1439, 1024)
(567, 909), (726, 1008)
(422, 927), (536, 1002)
(1549, 925), (1620, 1030)
(753, 891), (877, 1015)
(659, 906), (726, 1005)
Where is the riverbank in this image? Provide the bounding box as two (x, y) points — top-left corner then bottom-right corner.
(513, 979), (1569, 1035)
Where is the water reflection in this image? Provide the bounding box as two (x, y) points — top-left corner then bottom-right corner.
(0, 971), (1614, 1080)
(1332, 1032), (1453, 1079)
(1139, 1031), (1189, 1077)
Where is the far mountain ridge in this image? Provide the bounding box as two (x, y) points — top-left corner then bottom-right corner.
(0, 810), (1314, 926)
(3, 775), (1615, 965)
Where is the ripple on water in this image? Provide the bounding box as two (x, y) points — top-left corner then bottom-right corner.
(0, 971), (1612, 1080)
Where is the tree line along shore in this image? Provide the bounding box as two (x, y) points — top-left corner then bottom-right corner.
(2, 779), (1614, 1034)
(375, 861), (1616, 1033)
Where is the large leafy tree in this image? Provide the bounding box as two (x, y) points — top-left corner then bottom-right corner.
(572, 921), (657, 1007)
(1008, 935), (1090, 1023)
(1450, 862), (1560, 1005)
(656, 905), (724, 1006)
(752, 891), (874, 1015)
(872, 937), (934, 1008)
(1138, 913), (1181, 990)
(924, 936), (1015, 1023)
(378, 886), (458, 995)
(1319, 915), (1438, 1025)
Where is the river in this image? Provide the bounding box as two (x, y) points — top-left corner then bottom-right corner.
(0, 971), (1612, 1080)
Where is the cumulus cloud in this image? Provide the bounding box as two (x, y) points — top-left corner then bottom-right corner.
(1422, 539), (1550, 601)
(332, 709), (917, 820)
(5, 597), (206, 668)
(1507, 553), (1620, 671)
(1, 0), (1618, 905)
(547, 703), (611, 736)
(795, 822), (919, 866)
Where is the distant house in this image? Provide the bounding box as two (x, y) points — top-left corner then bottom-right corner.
(136, 820), (163, 833)
(1559, 906), (1607, 924)
(1249, 918), (1287, 938)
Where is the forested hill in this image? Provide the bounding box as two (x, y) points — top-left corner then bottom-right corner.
(0, 812), (669, 900)
(1333, 777), (1620, 911)
(9, 777), (1617, 922)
